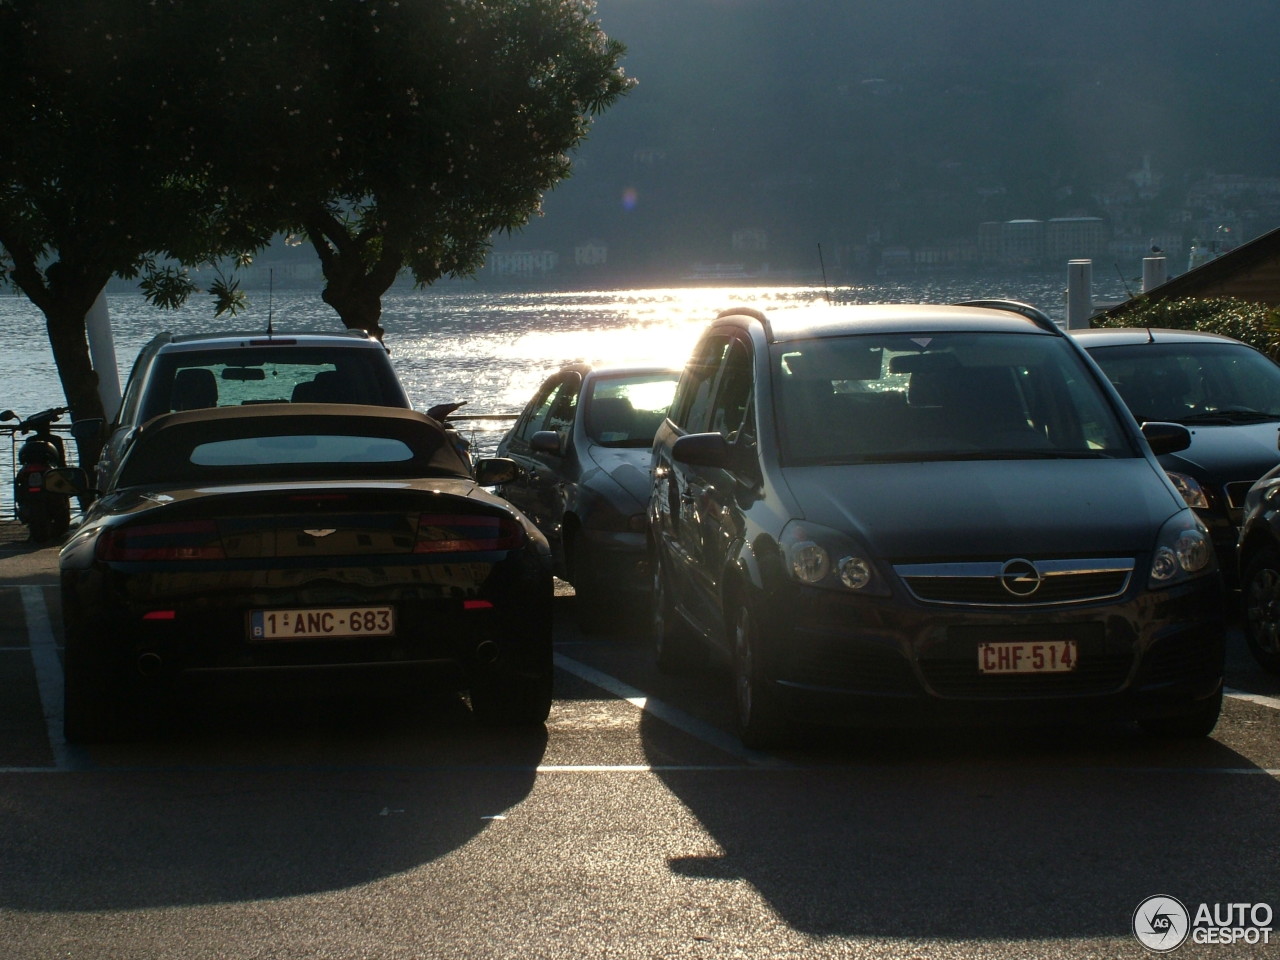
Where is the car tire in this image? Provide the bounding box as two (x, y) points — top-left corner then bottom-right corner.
(469, 634), (554, 726)
(1242, 545), (1280, 674)
(1138, 687), (1223, 738)
(565, 530), (612, 635)
(62, 625), (132, 743)
(652, 554), (700, 674)
(730, 600), (789, 750)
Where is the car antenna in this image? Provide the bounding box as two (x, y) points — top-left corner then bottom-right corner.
(818, 243), (832, 303)
(266, 268), (275, 338)
(1113, 262), (1135, 298)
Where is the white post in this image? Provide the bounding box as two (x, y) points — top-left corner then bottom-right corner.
(1142, 255), (1167, 292)
(85, 289), (122, 422)
(1066, 259), (1094, 329)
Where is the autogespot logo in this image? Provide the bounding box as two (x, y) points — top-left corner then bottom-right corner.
(1133, 895), (1190, 952)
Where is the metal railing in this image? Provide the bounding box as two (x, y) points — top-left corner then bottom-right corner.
(0, 424), (79, 520)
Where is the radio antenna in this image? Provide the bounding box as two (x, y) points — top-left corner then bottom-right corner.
(267, 269), (275, 337)
(818, 243), (832, 303)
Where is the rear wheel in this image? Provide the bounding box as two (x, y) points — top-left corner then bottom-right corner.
(469, 632), (554, 726)
(1138, 687), (1223, 738)
(731, 601), (789, 750)
(63, 625), (132, 743)
(1242, 545), (1280, 673)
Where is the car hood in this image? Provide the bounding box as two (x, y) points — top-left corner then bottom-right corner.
(583, 443), (653, 506)
(781, 459), (1186, 559)
(1160, 421), (1280, 485)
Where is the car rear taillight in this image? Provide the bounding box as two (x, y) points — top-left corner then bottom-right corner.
(414, 513), (523, 553)
(96, 520), (226, 561)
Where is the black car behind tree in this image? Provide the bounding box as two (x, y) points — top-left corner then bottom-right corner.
(54, 405), (553, 742)
(1073, 327), (1280, 584)
(650, 304), (1226, 748)
(497, 362), (680, 630)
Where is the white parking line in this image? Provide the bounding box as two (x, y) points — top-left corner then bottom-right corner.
(19, 585), (71, 771)
(1226, 687), (1280, 710)
(552, 652), (789, 767)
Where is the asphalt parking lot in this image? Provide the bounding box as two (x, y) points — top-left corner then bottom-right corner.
(2, 526), (1278, 959)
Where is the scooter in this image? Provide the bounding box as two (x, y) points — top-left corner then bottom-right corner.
(2, 407), (72, 542)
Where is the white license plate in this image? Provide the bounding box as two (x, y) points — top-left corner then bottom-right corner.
(978, 640), (1077, 674)
(250, 606), (395, 640)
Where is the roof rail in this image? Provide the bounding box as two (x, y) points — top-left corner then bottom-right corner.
(953, 299), (1059, 334)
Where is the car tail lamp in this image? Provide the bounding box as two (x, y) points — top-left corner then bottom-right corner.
(96, 520), (226, 561)
(414, 513), (523, 553)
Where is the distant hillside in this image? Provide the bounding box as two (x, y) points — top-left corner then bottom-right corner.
(495, 0), (1280, 281)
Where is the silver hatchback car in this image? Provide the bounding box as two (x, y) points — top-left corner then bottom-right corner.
(92, 329), (410, 491)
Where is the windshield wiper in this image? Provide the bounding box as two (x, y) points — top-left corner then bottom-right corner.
(1177, 409), (1280, 425)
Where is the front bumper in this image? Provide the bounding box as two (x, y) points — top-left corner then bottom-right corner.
(756, 573), (1227, 728)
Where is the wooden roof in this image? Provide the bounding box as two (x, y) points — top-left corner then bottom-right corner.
(1098, 223), (1280, 319)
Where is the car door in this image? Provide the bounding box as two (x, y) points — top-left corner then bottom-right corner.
(654, 334), (735, 628)
(685, 337), (756, 631)
(496, 372), (581, 564)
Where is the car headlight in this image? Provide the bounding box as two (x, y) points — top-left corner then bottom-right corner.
(780, 520), (889, 595)
(1148, 509), (1216, 588)
(1165, 471), (1210, 510)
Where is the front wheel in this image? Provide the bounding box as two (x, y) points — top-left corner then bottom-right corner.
(1242, 545), (1280, 674)
(1138, 687), (1223, 738)
(731, 601), (789, 750)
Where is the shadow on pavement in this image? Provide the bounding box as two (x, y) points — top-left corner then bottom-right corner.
(0, 687), (547, 912)
(644, 707), (1280, 942)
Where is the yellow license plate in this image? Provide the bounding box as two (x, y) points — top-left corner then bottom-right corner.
(978, 640), (1077, 674)
(250, 606), (395, 640)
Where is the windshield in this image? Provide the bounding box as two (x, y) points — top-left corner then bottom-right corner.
(585, 372), (680, 447)
(1086, 340), (1280, 423)
(772, 332), (1134, 464)
(141, 347), (405, 421)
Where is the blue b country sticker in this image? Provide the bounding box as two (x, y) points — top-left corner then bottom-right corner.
(1133, 895), (1190, 952)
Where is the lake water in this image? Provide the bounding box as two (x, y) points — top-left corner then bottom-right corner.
(0, 272), (1125, 458)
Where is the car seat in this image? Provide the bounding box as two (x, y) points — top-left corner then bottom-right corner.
(170, 368), (218, 411)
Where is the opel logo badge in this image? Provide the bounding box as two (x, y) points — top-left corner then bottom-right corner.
(999, 558), (1042, 597)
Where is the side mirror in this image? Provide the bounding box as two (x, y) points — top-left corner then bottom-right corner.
(530, 430), (562, 455)
(0, 410), (15, 422)
(672, 432), (731, 468)
(474, 457), (522, 487)
(71, 418), (104, 443)
(44, 467), (96, 498)
(1141, 421), (1192, 456)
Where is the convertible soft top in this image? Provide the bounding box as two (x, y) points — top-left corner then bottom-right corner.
(118, 403), (472, 487)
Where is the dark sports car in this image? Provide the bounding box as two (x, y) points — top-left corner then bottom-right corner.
(55, 404), (554, 742)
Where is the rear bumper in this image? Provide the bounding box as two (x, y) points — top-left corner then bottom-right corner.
(61, 550), (553, 687)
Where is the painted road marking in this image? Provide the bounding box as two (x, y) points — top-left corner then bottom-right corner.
(552, 652), (789, 767)
(1226, 687), (1280, 710)
(20, 585), (72, 771)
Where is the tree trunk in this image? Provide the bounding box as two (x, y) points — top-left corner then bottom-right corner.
(8, 255), (112, 474)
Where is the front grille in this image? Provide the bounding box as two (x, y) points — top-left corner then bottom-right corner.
(896, 558), (1133, 607)
(786, 633), (917, 694)
(918, 623), (1133, 699)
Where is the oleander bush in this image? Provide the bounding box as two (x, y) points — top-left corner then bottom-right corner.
(1093, 297), (1280, 360)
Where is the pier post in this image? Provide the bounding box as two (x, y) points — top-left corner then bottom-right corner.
(86, 290), (121, 422)
(1142, 256), (1167, 292)
(1066, 259), (1093, 329)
